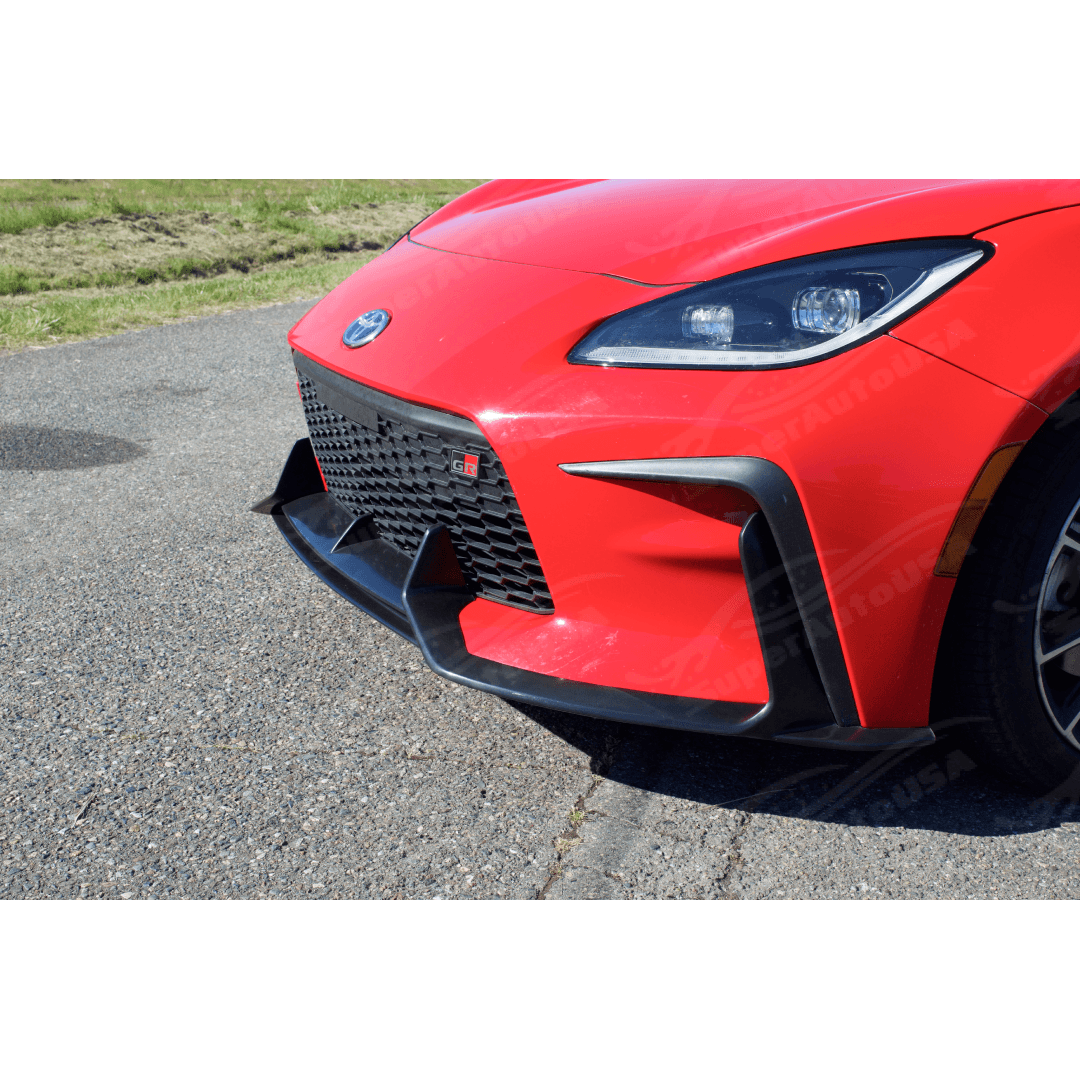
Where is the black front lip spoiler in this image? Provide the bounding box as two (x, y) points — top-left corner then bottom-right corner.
(255, 438), (934, 751)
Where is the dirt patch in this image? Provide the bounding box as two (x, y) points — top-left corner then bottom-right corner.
(0, 201), (428, 295)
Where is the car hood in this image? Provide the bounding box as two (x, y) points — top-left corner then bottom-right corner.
(410, 179), (1080, 285)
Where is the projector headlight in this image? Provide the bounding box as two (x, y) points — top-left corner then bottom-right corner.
(569, 240), (992, 370)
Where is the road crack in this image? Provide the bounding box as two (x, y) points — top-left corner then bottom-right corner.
(714, 812), (749, 899)
(537, 783), (603, 899)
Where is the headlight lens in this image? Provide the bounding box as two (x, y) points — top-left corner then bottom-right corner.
(569, 240), (992, 370)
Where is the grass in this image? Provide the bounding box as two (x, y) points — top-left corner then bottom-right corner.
(0, 180), (481, 236)
(0, 253), (384, 347)
(0, 180), (485, 352)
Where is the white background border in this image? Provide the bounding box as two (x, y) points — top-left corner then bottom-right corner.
(3, 1), (1075, 1070)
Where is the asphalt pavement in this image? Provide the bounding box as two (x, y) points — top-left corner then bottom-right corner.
(3, 301), (1079, 899)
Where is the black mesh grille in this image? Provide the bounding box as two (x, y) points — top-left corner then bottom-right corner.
(296, 368), (554, 613)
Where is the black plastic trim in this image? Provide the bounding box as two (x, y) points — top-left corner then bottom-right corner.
(250, 437), (324, 515)
(558, 456), (861, 728)
(738, 511), (833, 728)
(275, 490), (416, 643)
(292, 349), (481, 446)
(331, 513), (377, 553)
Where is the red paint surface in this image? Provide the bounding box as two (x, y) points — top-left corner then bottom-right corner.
(288, 183), (1080, 728)
(460, 483), (767, 703)
(892, 205), (1080, 413)
(411, 179), (1080, 285)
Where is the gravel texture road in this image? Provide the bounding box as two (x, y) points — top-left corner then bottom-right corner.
(3, 301), (1080, 900)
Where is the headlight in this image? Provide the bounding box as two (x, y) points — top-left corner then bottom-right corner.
(569, 240), (992, 370)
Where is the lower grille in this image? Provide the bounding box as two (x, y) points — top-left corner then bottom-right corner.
(294, 354), (554, 614)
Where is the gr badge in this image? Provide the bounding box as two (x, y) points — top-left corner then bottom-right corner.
(450, 449), (480, 479)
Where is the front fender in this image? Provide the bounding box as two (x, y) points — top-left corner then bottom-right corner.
(891, 203), (1080, 413)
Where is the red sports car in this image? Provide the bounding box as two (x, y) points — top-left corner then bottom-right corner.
(254, 179), (1080, 790)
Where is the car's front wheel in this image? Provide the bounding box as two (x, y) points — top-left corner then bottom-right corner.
(936, 401), (1080, 793)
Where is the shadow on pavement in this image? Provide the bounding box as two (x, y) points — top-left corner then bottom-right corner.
(510, 703), (1080, 838)
(0, 426), (148, 470)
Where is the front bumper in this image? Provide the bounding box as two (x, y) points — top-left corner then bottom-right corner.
(255, 437), (934, 750)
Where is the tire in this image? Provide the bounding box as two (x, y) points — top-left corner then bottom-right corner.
(935, 397), (1080, 793)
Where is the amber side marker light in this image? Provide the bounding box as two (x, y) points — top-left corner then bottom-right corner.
(934, 442), (1027, 578)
